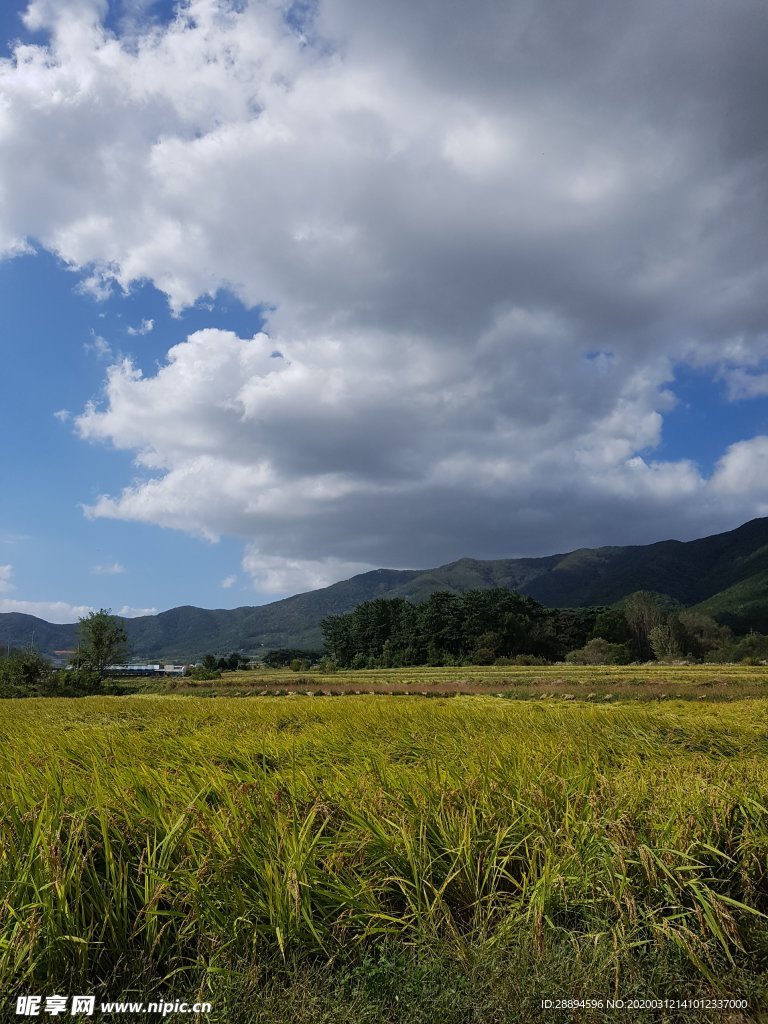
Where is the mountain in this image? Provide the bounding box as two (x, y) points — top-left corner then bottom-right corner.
(343, 518), (768, 631)
(2, 518), (767, 660)
(0, 569), (422, 661)
(0, 614), (79, 654)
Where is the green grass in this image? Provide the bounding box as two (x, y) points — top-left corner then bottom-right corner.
(2, 696), (768, 1021)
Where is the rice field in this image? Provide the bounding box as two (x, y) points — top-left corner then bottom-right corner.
(156, 661), (768, 701)
(2, 694), (768, 1021)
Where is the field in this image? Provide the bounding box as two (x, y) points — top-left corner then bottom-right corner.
(148, 662), (768, 701)
(2, 682), (768, 1022)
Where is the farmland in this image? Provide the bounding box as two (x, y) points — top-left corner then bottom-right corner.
(144, 662), (768, 701)
(2, 688), (768, 1021)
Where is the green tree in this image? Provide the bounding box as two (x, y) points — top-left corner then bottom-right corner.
(623, 591), (670, 660)
(565, 637), (630, 665)
(649, 623), (683, 661)
(78, 609), (127, 677)
(0, 647), (55, 693)
(676, 610), (732, 659)
(591, 608), (632, 645)
(418, 592), (463, 660)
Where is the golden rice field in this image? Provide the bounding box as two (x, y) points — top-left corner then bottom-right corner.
(162, 661), (768, 701)
(2, 693), (768, 1022)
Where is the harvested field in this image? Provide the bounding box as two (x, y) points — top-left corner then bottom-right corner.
(142, 662), (768, 702)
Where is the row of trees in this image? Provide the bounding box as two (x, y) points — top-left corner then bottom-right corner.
(321, 589), (596, 667)
(321, 589), (742, 668)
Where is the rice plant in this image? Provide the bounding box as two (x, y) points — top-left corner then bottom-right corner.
(1, 696), (767, 1020)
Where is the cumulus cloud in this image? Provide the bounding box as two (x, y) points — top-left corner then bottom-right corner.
(3, 0), (768, 583)
(710, 437), (768, 502)
(242, 548), (376, 595)
(220, 575), (237, 589)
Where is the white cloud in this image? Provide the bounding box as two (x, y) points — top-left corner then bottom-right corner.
(0, 565), (14, 594)
(242, 548), (375, 595)
(220, 574), (237, 589)
(0, 599), (93, 623)
(126, 318), (154, 336)
(83, 331), (113, 359)
(118, 604), (157, 617)
(711, 436), (768, 500)
(71, 321), (762, 572)
(53, 408), (71, 422)
(90, 561), (126, 575)
(2, 0), (767, 579)
(722, 368), (768, 402)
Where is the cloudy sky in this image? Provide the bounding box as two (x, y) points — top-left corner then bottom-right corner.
(1, 0), (767, 622)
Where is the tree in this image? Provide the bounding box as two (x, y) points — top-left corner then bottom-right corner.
(0, 646), (55, 693)
(675, 610), (731, 659)
(649, 623), (683, 661)
(417, 592), (463, 660)
(78, 609), (127, 677)
(591, 608), (632, 645)
(565, 637), (630, 665)
(623, 591), (670, 660)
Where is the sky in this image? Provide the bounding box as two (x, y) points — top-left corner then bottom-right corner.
(1, 0), (767, 623)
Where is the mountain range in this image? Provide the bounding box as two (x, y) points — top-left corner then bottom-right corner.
(2, 517), (767, 660)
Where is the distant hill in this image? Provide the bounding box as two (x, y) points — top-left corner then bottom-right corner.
(2, 518), (767, 660)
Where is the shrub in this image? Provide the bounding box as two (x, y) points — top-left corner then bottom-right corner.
(188, 666), (223, 681)
(290, 659), (311, 672)
(566, 638), (630, 665)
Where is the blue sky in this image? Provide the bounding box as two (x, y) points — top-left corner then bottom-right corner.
(1, 0), (767, 621)
(1, 248), (264, 617)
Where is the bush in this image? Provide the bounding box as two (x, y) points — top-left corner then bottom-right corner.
(263, 649), (323, 668)
(289, 659), (311, 672)
(188, 666), (223, 681)
(711, 632), (768, 664)
(0, 651), (103, 698)
(566, 638), (631, 665)
(57, 668), (103, 695)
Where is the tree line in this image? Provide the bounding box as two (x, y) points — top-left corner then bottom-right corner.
(321, 588), (758, 668)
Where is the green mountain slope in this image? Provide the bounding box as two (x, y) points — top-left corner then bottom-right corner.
(0, 614), (78, 654)
(0, 569), (421, 661)
(691, 569), (768, 634)
(2, 519), (767, 659)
